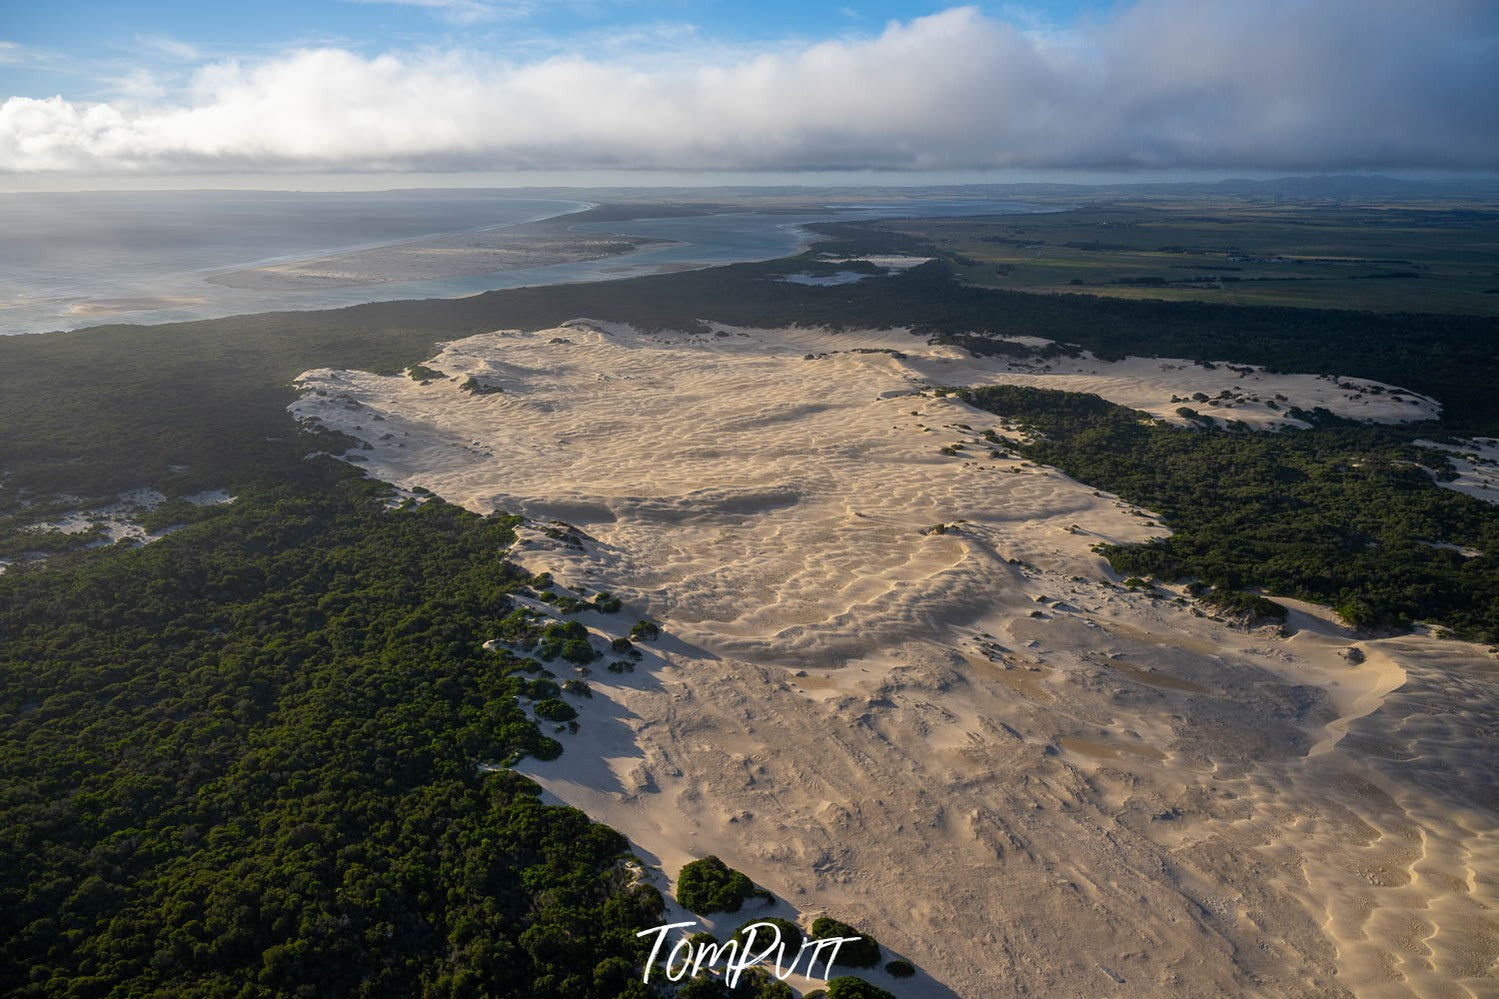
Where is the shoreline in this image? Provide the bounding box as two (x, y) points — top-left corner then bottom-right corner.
(1, 195), (1054, 337)
(0, 193), (602, 337)
(195, 196), (597, 277)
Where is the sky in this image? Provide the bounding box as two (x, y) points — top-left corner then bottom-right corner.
(2, 1), (1497, 188)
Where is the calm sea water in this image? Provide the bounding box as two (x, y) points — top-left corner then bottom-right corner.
(0, 191), (1046, 336)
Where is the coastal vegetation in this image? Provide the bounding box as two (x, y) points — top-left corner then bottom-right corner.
(809, 916), (882, 968)
(960, 385), (1499, 640)
(675, 856), (761, 915)
(885, 959), (915, 978)
(677, 969), (794, 998)
(406, 363), (446, 382)
(0, 464), (662, 996)
(807, 977), (898, 999)
(730, 917), (803, 953)
(459, 375), (504, 395)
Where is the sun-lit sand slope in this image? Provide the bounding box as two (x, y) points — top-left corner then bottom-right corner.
(294, 324), (1496, 998)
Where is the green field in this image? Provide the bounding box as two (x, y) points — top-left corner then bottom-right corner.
(883, 201), (1499, 315)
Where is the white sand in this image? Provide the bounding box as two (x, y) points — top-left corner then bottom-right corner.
(906, 343), (1440, 429)
(781, 271), (871, 286)
(25, 487), (169, 546)
(294, 324), (1496, 997)
(1418, 438), (1499, 506)
(821, 255), (937, 269)
(784, 257), (938, 287)
(18, 487), (233, 556)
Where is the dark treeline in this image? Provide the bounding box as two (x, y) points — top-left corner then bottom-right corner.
(960, 385), (1499, 640)
(0, 465), (663, 997)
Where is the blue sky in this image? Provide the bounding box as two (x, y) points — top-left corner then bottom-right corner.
(1, 1), (1494, 185)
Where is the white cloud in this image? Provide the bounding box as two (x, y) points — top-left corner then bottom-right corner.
(134, 35), (203, 63)
(1, 3), (1495, 175)
(104, 68), (171, 104)
(344, 0), (535, 25)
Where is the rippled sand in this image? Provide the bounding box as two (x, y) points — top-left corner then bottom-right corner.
(294, 323), (1496, 997)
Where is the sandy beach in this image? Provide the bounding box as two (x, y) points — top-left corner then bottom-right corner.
(293, 323), (1497, 997)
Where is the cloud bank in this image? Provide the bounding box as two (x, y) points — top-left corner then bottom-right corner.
(3, 2), (1496, 175)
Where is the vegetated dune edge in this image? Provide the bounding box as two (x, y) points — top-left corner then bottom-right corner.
(293, 322), (1497, 998)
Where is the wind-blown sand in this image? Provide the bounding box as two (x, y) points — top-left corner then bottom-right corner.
(1419, 438), (1499, 507)
(294, 324), (1496, 997)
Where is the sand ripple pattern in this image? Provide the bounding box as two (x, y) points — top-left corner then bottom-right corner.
(293, 324), (1495, 997)
(295, 323), (1159, 666)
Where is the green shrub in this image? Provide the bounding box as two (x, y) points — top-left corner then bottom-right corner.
(884, 959), (915, 978)
(630, 619), (661, 641)
(809, 916), (880, 968)
(525, 678), (560, 700)
(677, 974), (731, 999)
(825, 978), (896, 999)
(533, 698), (578, 722)
(675, 856), (758, 914)
(1204, 587), (1288, 623)
(459, 376), (504, 395)
(736, 969), (796, 998)
(538, 620), (596, 662)
(730, 917), (803, 954)
(407, 364), (446, 382)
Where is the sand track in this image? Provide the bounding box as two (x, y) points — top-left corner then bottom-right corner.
(294, 323), (1496, 997)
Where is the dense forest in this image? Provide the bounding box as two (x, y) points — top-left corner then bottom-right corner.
(0, 464), (665, 997)
(959, 385), (1499, 641)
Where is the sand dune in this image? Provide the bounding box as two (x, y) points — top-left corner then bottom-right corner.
(1419, 437), (1499, 507)
(294, 323), (1495, 997)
